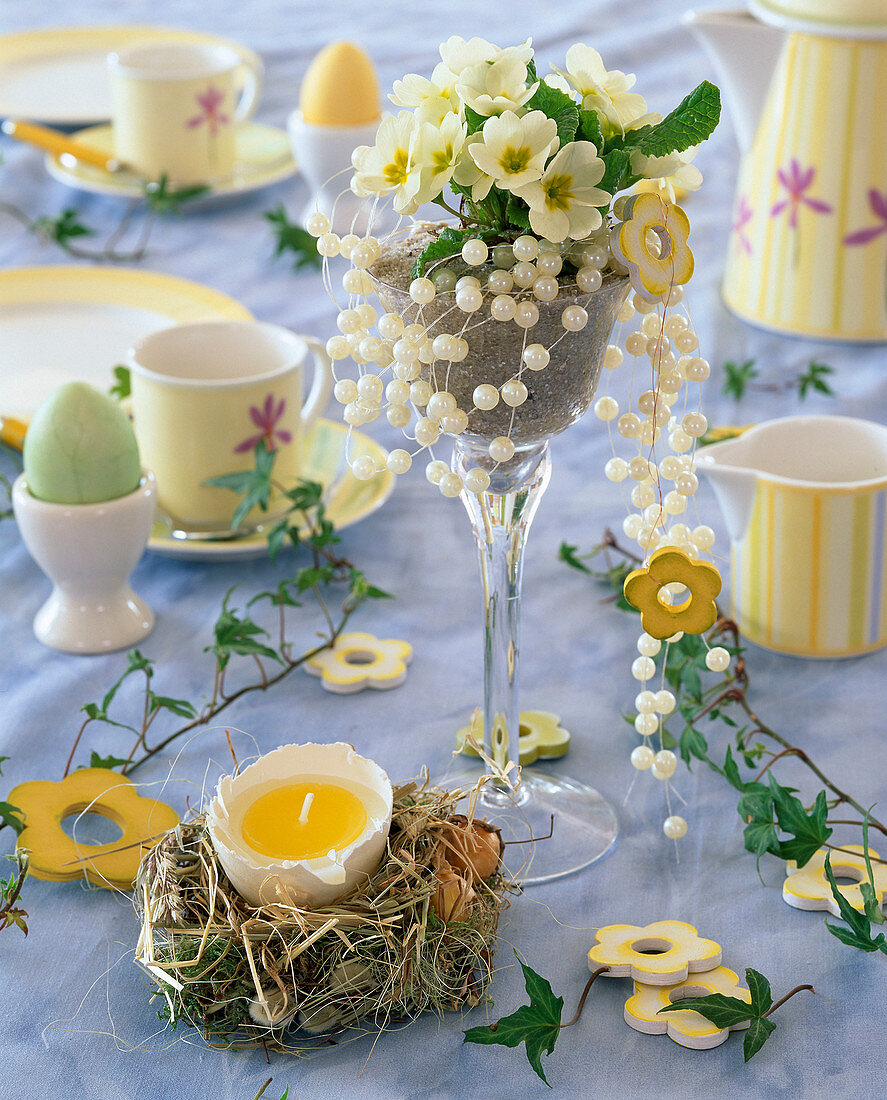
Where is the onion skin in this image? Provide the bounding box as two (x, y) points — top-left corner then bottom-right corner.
(441, 819), (503, 883)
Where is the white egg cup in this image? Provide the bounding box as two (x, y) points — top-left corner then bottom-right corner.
(12, 470), (156, 654)
(288, 111), (387, 236)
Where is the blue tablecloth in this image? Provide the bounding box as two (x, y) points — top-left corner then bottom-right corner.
(1, 1), (883, 1097)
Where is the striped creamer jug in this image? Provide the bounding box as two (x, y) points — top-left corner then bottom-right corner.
(699, 416), (887, 658)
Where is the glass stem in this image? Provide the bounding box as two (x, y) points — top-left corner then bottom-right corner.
(454, 439), (552, 793)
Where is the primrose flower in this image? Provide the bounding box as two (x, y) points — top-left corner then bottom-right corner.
(556, 44), (647, 133)
(351, 111), (421, 213)
(456, 56), (538, 117)
(408, 112), (467, 206)
(633, 145), (703, 203)
(389, 62), (461, 123)
(439, 36), (533, 80)
(460, 110), (558, 201)
(513, 141), (609, 242)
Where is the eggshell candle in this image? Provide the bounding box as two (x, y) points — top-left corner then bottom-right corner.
(23, 381), (141, 505)
(206, 742), (393, 909)
(299, 41), (381, 126)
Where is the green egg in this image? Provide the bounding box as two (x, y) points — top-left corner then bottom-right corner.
(23, 382), (142, 505)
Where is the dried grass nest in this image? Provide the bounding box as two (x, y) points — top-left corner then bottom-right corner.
(134, 778), (511, 1052)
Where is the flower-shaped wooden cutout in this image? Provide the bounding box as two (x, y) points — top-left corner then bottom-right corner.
(304, 631), (412, 694)
(455, 709), (570, 765)
(588, 920), (722, 985)
(9, 768), (179, 890)
(612, 192), (694, 301)
(623, 547), (721, 640)
(783, 845), (887, 916)
(624, 966), (752, 1049)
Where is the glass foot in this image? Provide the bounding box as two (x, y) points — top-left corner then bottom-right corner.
(442, 768), (618, 885)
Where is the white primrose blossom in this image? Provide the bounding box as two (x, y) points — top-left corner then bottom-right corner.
(408, 112), (468, 205)
(351, 111), (422, 214)
(389, 62), (461, 124)
(633, 144), (703, 203)
(456, 55), (539, 117)
(556, 44), (647, 133)
(455, 109), (558, 202)
(513, 141), (611, 242)
(438, 35), (533, 80)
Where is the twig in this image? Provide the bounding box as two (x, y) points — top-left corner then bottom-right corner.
(560, 967), (610, 1029)
(763, 984), (815, 1018)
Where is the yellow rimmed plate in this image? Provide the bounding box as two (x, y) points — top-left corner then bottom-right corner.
(0, 266), (252, 421)
(147, 419), (394, 561)
(0, 25), (263, 126)
(45, 122), (297, 202)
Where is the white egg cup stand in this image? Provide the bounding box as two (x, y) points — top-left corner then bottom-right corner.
(288, 111), (388, 236)
(12, 470), (156, 654)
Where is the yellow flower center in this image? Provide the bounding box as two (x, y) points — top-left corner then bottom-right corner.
(543, 173), (575, 212)
(384, 148), (410, 186)
(432, 144), (454, 173)
(499, 145), (531, 175)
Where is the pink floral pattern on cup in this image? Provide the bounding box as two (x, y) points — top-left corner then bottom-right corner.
(234, 394), (292, 453)
(844, 189), (887, 247)
(770, 161), (832, 229)
(732, 194), (754, 255)
(186, 86), (230, 136)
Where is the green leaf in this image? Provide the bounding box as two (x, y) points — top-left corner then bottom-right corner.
(722, 358), (758, 400)
(769, 780), (832, 866)
(109, 365), (131, 400)
(463, 953), (563, 1086)
(598, 149), (634, 199)
(87, 752), (129, 770)
(411, 225), (473, 278)
(206, 439), (276, 530)
(348, 569), (392, 602)
(658, 992), (752, 1029)
(577, 109), (604, 150)
(0, 757), (8, 776)
(0, 800), (24, 835)
(744, 968), (772, 1016)
(558, 542), (592, 574)
(743, 1015), (777, 1062)
(504, 194), (533, 233)
(205, 590), (283, 670)
(464, 105), (486, 135)
(722, 746), (746, 792)
(678, 723), (709, 767)
(143, 174), (210, 214)
(264, 204), (322, 270)
(860, 813), (885, 925)
(619, 81), (721, 159)
(823, 850), (887, 952)
(525, 81), (579, 148)
(744, 820), (780, 863)
(148, 693), (198, 720)
(31, 208), (93, 247)
(797, 360), (835, 400)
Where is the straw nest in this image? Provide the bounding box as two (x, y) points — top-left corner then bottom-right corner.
(134, 778), (511, 1052)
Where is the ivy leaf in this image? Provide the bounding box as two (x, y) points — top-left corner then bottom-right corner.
(859, 814), (885, 925)
(679, 723), (708, 767)
(797, 360), (835, 400)
(577, 109), (604, 150)
(769, 779), (832, 866)
(745, 968), (772, 1015)
(87, 752), (129, 770)
(348, 569), (393, 602)
(463, 953), (563, 1086)
(823, 850), (887, 953)
(558, 542), (592, 574)
(658, 991), (751, 1029)
(109, 365), (131, 401)
(618, 81), (721, 158)
(205, 590), (283, 670)
(743, 1016), (777, 1062)
(143, 175), (210, 214)
(0, 800), (24, 835)
(264, 204), (322, 270)
(205, 440), (276, 530)
(148, 693), (198, 720)
(31, 208), (93, 247)
(722, 358), (758, 400)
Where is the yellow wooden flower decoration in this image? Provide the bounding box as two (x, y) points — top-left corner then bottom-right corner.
(304, 631), (412, 694)
(455, 709), (570, 765)
(783, 845), (887, 916)
(623, 547), (722, 640)
(624, 966), (752, 1049)
(588, 920), (722, 985)
(612, 192), (694, 301)
(9, 768), (179, 891)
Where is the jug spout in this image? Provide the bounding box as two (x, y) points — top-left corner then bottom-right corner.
(683, 8), (785, 152)
(697, 440), (760, 543)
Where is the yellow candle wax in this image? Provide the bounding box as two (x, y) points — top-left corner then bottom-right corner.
(299, 41), (381, 126)
(241, 780), (367, 861)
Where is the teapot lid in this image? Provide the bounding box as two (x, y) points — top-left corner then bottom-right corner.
(751, 0), (887, 37)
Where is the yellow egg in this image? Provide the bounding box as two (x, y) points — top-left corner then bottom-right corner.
(300, 41), (381, 126)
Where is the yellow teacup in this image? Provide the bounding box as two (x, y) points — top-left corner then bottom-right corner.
(128, 321), (332, 535)
(108, 43), (263, 184)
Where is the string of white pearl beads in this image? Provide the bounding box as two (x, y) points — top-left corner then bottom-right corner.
(663, 815), (688, 839)
(704, 646), (730, 672)
(501, 379), (528, 407)
(351, 454), (378, 481)
(305, 211), (330, 237)
(386, 449), (412, 475)
(461, 238), (488, 266)
(489, 436), (515, 463)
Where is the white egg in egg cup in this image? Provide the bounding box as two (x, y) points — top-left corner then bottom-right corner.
(206, 741), (393, 909)
(12, 470), (156, 654)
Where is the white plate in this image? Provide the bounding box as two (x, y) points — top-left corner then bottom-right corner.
(0, 266), (251, 420)
(0, 25), (263, 127)
(46, 122), (296, 202)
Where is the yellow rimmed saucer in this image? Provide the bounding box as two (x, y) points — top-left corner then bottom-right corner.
(46, 122), (297, 202)
(147, 419), (394, 561)
(0, 266), (251, 422)
(0, 25), (262, 126)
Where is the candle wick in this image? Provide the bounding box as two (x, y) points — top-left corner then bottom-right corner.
(299, 792), (315, 825)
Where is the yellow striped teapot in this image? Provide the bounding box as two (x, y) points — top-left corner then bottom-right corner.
(687, 2), (887, 340)
(699, 416), (887, 657)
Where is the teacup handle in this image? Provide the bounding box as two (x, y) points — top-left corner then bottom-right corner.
(300, 336), (334, 429)
(234, 47), (264, 122)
